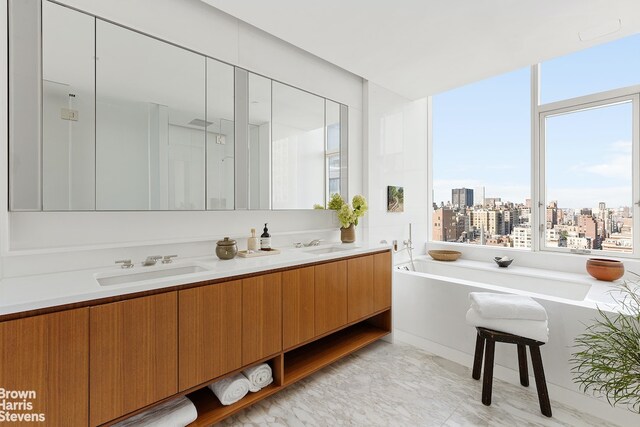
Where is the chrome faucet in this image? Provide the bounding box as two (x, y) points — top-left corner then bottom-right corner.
(161, 255), (178, 264)
(142, 255), (162, 266)
(294, 239), (323, 248)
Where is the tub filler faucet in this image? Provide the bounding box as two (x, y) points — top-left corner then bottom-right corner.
(393, 223), (416, 271)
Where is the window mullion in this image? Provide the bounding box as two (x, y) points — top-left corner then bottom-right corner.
(532, 64), (541, 252)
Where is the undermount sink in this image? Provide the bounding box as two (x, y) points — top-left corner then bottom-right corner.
(96, 263), (209, 286)
(306, 245), (359, 255)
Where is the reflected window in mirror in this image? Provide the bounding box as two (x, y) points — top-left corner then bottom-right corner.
(325, 100), (341, 205)
(248, 73), (272, 210)
(206, 58), (235, 210)
(42, 1), (95, 211)
(272, 82), (325, 210)
(95, 21), (206, 210)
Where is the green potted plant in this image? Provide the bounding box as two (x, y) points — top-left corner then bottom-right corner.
(570, 280), (640, 413)
(315, 194), (368, 243)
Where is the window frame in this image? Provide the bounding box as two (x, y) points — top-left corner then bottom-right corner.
(537, 88), (640, 258)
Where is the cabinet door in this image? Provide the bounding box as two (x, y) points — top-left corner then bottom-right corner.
(347, 255), (374, 322)
(179, 280), (242, 391)
(0, 309), (89, 426)
(90, 293), (178, 426)
(282, 266), (315, 350)
(314, 260), (347, 335)
(242, 273), (282, 365)
(373, 251), (392, 311)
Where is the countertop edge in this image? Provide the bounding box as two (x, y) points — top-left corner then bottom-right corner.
(0, 245), (392, 321)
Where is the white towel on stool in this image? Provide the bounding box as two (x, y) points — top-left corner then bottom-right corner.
(242, 363), (273, 392)
(112, 396), (197, 427)
(469, 292), (547, 321)
(209, 374), (251, 406)
(466, 308), (549, 343)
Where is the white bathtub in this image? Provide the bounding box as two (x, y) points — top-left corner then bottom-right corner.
(393, 256), (635, 426)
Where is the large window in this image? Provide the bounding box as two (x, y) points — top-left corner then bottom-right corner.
(431, 33), (640, 256)
(541, 98), (636, 254)
(432, 68), (530, 247)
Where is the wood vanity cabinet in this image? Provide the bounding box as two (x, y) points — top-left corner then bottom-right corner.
(178, 280), (242, 391)
(242, 272), (282, 365)
(373, 251), (392, 311)
(89, 292), (178, 426)
(347, 255), (375, 322)
(282, 266), (315, 349)
(314, 260), (347, 335)
(0, 308), (89, 426)
(0, 250), (392, 426)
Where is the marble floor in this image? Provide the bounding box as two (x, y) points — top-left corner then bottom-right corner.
(221, 340), (619, 427)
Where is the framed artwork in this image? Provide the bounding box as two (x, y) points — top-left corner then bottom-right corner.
(387, 185), (404, 212)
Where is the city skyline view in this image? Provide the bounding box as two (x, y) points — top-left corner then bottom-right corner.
(432, 34), (639, 211)
(431, 34), (638, 252)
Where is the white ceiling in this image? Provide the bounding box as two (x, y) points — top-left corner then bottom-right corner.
(202, 0), (640, 100)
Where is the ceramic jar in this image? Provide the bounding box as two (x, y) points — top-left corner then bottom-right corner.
(216, 237), (238, 260)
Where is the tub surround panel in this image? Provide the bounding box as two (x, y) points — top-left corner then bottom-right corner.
(427, 239), (640, 277)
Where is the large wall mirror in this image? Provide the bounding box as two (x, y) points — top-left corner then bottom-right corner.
(9, 0), (348, 212)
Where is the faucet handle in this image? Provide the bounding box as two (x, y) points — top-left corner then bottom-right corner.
(115, 259), (134, 269)
(162, 255), (178, 264)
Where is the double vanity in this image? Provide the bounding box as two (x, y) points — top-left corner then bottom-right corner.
(0, 244), (392, 426)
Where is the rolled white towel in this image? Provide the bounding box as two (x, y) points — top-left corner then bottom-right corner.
(113, 396), (197, 427)
(209, 374), (251, 406)
(469, 292), (547, 321)
(242, 363), (273, 392)
(466, 308), (549, 343)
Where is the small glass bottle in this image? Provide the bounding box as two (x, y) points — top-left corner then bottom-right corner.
(260, 223), (271, 250)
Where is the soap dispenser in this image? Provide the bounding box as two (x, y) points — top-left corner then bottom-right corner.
(248, 228), (259, 252)
(260, 223), (271, 250)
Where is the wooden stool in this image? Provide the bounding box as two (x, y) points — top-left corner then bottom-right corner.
(472, 327), (552, 417)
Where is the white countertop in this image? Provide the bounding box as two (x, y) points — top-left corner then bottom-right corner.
(0, 242), (391, 316)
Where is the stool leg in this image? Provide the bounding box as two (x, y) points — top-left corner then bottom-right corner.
(517, 344), (529, 387)
(529, 345), (552, 417)
(481, 338), (495, 406)
(472, 332), (485, 380)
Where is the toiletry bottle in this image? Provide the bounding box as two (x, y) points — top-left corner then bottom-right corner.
(260, 223), (271, 250)
(248, 228), (259, 252)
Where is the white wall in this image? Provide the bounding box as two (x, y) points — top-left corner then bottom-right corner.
(363, 81), (428, 261)
(1, 0), (363, 277)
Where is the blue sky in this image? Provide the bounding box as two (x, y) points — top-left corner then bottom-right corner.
(432, 33), (640, 210)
